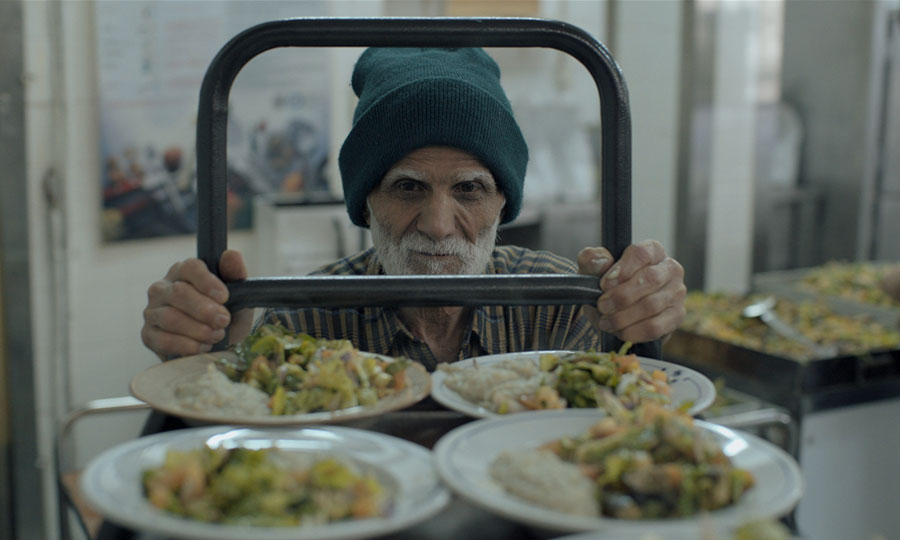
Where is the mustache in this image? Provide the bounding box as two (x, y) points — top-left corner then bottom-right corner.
(397, 232), (475, 257)
(367, 202), (501, 276)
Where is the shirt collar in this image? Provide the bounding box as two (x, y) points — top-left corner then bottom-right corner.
(363, 246), (509, 358)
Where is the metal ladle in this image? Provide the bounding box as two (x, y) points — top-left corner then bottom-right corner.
(742, 296), (839, 358)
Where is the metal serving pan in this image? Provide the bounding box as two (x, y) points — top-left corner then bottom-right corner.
(753, 265), (900, 329)
(663, 328), (900, 457)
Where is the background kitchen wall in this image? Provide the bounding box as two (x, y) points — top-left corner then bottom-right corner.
(4, 0), (898, 539)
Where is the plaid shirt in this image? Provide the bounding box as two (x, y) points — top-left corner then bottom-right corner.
(257, 245), (601, 371)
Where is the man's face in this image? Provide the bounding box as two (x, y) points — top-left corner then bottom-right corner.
(366, 146), (506, 275)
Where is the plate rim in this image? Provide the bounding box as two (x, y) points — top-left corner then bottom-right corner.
(432, 408), (804, 534)
(79, 424), (451, 540)
(430, 350), (716, 418)
(130, 351), (431, 426)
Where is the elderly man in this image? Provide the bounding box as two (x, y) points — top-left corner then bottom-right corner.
(141, 47), (686, 369)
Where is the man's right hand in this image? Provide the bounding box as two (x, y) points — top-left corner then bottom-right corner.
(141, 249), (252, 359)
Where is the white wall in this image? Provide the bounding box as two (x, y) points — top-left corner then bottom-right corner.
(614, 0), (682, 251)
(704, 2), (762, 293)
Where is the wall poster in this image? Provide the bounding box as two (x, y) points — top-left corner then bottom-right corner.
(95, 1), (332, 242)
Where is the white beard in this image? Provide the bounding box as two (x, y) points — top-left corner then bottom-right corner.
(369, 208), (499, 275)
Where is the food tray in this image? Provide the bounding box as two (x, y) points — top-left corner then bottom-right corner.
(753, 264), (900, 329)
(663, 329), (900, 418)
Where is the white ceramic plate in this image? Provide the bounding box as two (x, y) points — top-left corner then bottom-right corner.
(430, 350), (716, 418)
(80, 425), (450, 540)
(433, 409), (803, 539)
(131, 351), (430, 426)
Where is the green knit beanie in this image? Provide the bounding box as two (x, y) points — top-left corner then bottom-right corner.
(338, 47), (529, 228)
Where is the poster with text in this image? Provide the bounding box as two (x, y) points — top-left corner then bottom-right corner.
(95, 1), (332, 241)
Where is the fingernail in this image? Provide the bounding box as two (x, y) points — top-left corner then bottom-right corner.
(210, 288), (228, 304)
(199, 344), (212, 353)
(214, 314), (230, 328)
(592, 257), (610, 272)
(604, 265), (620, 288)
(212, 329), (226, 341)
(606, 265), (620, 280)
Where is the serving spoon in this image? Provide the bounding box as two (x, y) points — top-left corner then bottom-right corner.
(742, 296), (839, 358)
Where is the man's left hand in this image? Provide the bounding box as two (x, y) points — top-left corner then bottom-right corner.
(577, 240), (686, 344)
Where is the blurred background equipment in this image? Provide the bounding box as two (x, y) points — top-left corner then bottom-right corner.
(859, 8), (900, 262)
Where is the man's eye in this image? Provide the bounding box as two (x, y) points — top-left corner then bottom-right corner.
(393, 179), (422, 193)
(456, 181), (484, 193)
(396, 180), (422, 192)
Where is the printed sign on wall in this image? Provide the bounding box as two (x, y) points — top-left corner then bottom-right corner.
(95, 1), (332, 241)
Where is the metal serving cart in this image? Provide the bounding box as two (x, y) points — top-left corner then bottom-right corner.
(59, 16), (671, 540)
(139, 15), (649, 436)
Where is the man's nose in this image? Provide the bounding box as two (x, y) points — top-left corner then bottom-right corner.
(416, 193), (458, 240)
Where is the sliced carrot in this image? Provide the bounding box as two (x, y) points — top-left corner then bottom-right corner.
(392, 370), (406, 390)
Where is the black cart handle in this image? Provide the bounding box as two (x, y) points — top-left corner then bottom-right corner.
(225, 274), (602, 311)
(196, 18), (632, 351)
